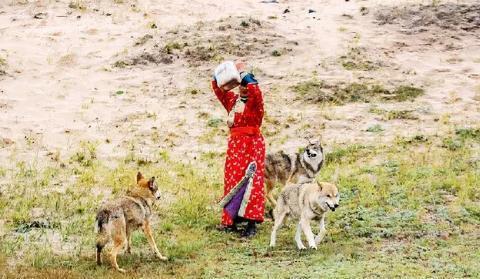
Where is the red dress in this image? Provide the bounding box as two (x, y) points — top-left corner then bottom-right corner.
(211, 80), (266, 226)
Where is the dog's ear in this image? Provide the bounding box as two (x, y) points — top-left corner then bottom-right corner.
(137, 172), (144, 183)
(309, 138), (321, 145)
(148, 177), (155, 189)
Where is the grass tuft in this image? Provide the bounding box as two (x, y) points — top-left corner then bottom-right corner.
(369, 107), (418, 120)
(340, 47), (378, 71)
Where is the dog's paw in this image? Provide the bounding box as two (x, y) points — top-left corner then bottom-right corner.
(157, 254), (168, 261)
(309, 244), (317, 250)
(314, 236), (324, 245)
(116, 268), (126, 273)
(296, 243), (306, 250)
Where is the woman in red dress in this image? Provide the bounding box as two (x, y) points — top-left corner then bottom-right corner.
(212, 63), (265, 237)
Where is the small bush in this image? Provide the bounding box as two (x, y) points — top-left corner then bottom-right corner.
(455, 127), (480, 140)
(207, 118), (223, 128)
(271, 50), (281, 57)
(366, 124), (384, 133)
(389, 86), (424, 101)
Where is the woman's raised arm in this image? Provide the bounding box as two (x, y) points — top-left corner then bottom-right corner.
(211, 80), (237, 113)
(245, 83), (264, 121)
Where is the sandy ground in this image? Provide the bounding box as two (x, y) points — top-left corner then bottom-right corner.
(0, 0), (479, 169)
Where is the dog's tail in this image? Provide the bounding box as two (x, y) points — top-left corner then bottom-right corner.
(95, 209), (111, 265)
(94, 209), (110, 233)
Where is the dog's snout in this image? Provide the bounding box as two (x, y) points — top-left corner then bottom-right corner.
(327, 203), (336, 211)
(334, 204), (339, 208)
(306, 149), (317, 158)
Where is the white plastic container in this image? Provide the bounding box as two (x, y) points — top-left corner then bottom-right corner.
(214, 61), (241, 91)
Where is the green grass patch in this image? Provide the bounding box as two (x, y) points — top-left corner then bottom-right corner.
(0, 135), (479, 277)
(442, 127), (480, 151)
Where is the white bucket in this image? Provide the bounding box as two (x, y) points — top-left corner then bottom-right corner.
(214, 61), (241, 91)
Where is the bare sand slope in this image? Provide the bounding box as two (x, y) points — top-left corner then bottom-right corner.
(0, 0), (479, 168)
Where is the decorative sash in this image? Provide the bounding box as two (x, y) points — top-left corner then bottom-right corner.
(219, 162), (257, 219)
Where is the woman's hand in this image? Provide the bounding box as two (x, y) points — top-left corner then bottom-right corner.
(235, 60), (247, 73)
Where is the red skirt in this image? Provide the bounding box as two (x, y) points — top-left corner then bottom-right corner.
(221, 131), (265, 226)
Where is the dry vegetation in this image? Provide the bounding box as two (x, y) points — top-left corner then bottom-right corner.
(375, 3), (480, 33)
(291, 79), (424, 104)
(0, 56), (7, 77)
(115, 17), (292, 68)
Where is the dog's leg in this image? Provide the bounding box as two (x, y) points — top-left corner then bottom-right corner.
(269, 209), (287, 247)
(295, 223), (306, 250)
(96, 235), (108, 265)
(126, 228), (132, 254)
(315, 215), (327, 245)
(300, 216), (316, 249)
(265, 180), (277, 207)
(111, 234), (126, 273)
(143, 221), (167, 261)
(96, 243), (104, 265)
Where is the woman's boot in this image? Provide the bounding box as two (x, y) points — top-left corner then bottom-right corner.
(241, 220), (257, 238)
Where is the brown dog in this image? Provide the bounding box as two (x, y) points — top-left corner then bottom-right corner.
(95, 172), (167, 272)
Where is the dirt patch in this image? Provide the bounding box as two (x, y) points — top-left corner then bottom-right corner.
(375, 4), (480, 33)
(116, 17), (291, 67)
(292, 79), (424, 104)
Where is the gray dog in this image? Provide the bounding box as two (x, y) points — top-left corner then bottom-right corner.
(264, 140), (324, 206)
(270, 181), (339, 250)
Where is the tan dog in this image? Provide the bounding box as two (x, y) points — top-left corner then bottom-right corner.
(95, 172), (167, 273)
(269, 181), (339, 250)
(264, 140), (324, 207)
